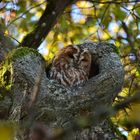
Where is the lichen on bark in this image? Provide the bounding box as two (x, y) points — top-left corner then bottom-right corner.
(0, 47), (40, 98)
(0, 41), (124, 139)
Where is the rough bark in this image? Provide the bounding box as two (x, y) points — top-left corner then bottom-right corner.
(0, 41), (124, 139)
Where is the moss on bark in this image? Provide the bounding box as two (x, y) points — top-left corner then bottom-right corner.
(0, 47), (41, 99)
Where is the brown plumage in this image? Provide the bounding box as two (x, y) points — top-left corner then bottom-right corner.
(49, 45), (92, 87)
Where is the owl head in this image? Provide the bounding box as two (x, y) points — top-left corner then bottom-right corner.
(52, 45), (92, 73)
(49, 45), (93, 87)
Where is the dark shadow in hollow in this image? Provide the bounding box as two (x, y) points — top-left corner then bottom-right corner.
(89, 56), (99, 78)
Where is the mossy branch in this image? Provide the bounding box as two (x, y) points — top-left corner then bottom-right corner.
(0, 41), (124, 139)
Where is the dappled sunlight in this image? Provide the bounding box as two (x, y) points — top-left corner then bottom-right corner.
(1, 0), (140, 139)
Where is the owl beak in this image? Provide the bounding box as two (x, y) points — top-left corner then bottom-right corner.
(73, 61), (78, 68)
(70, 63), (74, 67)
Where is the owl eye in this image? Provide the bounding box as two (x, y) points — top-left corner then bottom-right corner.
(81, 58), (88, 62)
(68, 53), (74, 59)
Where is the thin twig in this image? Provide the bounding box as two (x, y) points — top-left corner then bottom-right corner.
(100, 4), (110, 25)
(89, 0), (140, 4)
(4, 32), (21, 45)
(7, 1), (46, 27)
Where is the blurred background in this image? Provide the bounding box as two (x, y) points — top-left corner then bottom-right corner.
(1, 0), (140, 139)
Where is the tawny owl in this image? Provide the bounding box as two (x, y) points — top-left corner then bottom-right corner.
(49, 45), (92, 87)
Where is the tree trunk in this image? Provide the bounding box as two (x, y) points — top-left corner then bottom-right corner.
(0, 41), (124, 139)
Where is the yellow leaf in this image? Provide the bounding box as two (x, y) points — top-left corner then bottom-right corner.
(76, 1), (92, 8)
(79, 18), (86, 24)
(115, 41), (120, 47)
(118, 88), (129, 97)
(88, 27), (97, 33)
(57, 34), (62, 40)
(35, 11), (42, 17)
(0, 121), (17, 140)
(68, 31), (74, 37)
(4, 30), (9, 35)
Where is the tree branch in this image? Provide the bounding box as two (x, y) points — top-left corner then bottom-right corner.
(0, 41), (124, 139)
(21, 0), (76, 49)
(86, 0), (140, 4)
(7, 1), (46, 27)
